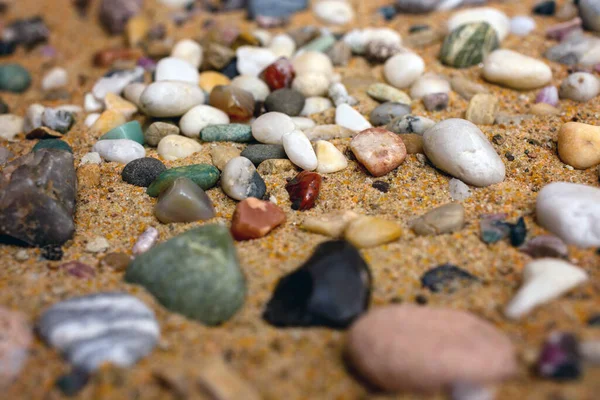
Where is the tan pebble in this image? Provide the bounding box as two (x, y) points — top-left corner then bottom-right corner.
(304, 124), (355, 141)
(530, 103), (561, 116)
(256, 159), (296, 175)
(197, 356), (261, 400)
(558, 122), (600, 169)
(199, 71), (231, 93)
(367, 83), (412, 105)
(401, 134), (423, 154)
(344, 216), (402, 248)
(210, 145), (242, 171)
(100, 252), (132, 272)
(158, 135), (202, 161)
(465, 94), (499, 125)
(77, 164), (101, 190)
(104, 93), (138, 119)
(410, 202), (465, 236)
(350, 128), (407, 177)
(301, 210), (360, 238)
(314, 140), (347, 173)
(126, 15), (149, 47)
(90, 110), (127, 135)
(450, 76), (489, 100)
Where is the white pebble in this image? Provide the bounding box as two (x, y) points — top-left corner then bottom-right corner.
(171, 39), (203, 69)
(335, 104), (372, 132)
(343, 28), (402, 54)
(384, 53), (425, 89)
(93, 139), (146, 164)
(268, 34), (296, 58)
(252, 29), (272, 46)
(449, 178), (471, 201)
(155, 57), (199, 85)
(410, 73), (451, 100)
(504, 258), (588, 320)
(313, 0), (355, 25)
(179, 105), (229, 138)
(132, 227), (159, 255)
(85, 236), (110, 253)
(85, 113), (101, 127)
(236, 46), (278, 77)
(510, 16), (536, 36)
(80, 152), (102, 165)
(315, 140), (348, 173)
(448, 7), (510, 41)
(0, 114), (24, 141)
(483, 49), (552, 90)
(292, 73), (330, 97)
(41, 67), (68, 91)
(283, 130), (318, 171)
(252, 112), (296, 144)
(559, 72), (600, 102)
(23, 103), (45, 132)
(291, 117), (316, 130)
(157, 135), (202, 161)
(84, 92), (104, 113)
(231, 75), (270, 102)
(140, 81), (205, 118)
(123, 83), (147, 108)
(92, 67), (144, 100)
(301, 96), (333, 116)
(292, 51), (334, 77)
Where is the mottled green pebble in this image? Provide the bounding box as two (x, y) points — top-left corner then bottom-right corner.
(300, 35), (336, 53)
(32, 139), (73, 153)
(200, 124), (252, 143)
(125, 224), (246, 325)
(146, 164), (220, 197)
(439, 22), (499, 69)
(100, 121), (145, 145)
(367, 83), (412, 105)
(0, 64), (32, 93)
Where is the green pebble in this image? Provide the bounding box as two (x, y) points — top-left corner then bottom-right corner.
(301, 35), (336, 53)
(100, 121), (145, 145)
(0, 64), (32, 93)
(200, 124), (252, 143)
(439, 22), (499, 69)
(146, 164), (220, 197)
(32, 139), (73, 153)
(125, 224), (246, 325)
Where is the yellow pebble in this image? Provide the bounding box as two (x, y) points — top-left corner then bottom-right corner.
(90, 110), (127, 135)
(199, 71), (231, 93)
(104, 93), (138, 119)
(344, 216), (402, 248)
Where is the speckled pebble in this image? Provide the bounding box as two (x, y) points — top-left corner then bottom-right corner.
(122, 157), (167, 187)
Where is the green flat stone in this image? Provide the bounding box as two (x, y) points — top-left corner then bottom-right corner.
(200, 124), (252, 143)
(439, 22), (499, 69)
(0, 64), (32, 93)
(100, 121), (145, 145)
(146, 164), (220, 197)
(300, 35), (336, 53)
(125, 225), (246, 325)
(32, 139), (73, 153)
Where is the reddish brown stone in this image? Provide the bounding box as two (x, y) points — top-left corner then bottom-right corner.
(59, 261), (96, 279)
(209, 85), (255, 122)
(285, 171), (322, 211)
(350, 128), (407, 177)
(100, 252), (132, 272)
(231, 198), (286, 241)
(93, 48), (143, 68)
(259, 58), (295, 91)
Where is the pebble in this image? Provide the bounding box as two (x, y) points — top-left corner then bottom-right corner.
(423, 92), (449, 111)
(579, 0), (600, 32)
(132, 227), (159, 255)
(533, 0), (556, 15)
(241, 144), (288, 166)
(92, 139), (146, 164)
(511, 16), (536, 36)
(479, 214), (509, 244)
(269, 34), (296, 58)
(370, 102), (411, 126)
(365, 40), (404, 64)
(265, 88), (305, 116)
(410, 75), (450, 102)
(537, 332), (581, 380)
(59, 261), (96, 279)
(448, 7), (510, 41)
(259, 57), (295, 91)
(100, 121), (144, 145)
(520, 235), (569, 259)
(22, 105), (44, 135)
(449, 178), (472, 200)
(247, 0), (308, 18)
(125, 225), (246, 325)
(411, 203), (465, 236)
(92, 67), (144, 100)
(155, 57), (199, 85)
(257, 159), (296, 175)
(343, 28), (402, 55)
(209, 85), (256, 121)
(557, 122), (600, 169)
(328, 82), (357, 107)
(440, 22), (499, 68)
(451, 76), (489, 100)
(231, 75), (270, 102)
(147, 164), (220, 198)
(345, 216), (402, 248)
(155, 177), (215, 223)
(122, 157), (167, 187)
(140, 81), (205, 118)
(231, 197), (286, 240)
(37, 293), (159, 372)
(123, 83), (146, 107)
(41, 67), (68, 91)
(301, 210), (359, 237)
(421, 264), (478, 292)
(535, 86), (559, 107)
(292, 51), (334, 77)
(291, 73), (330, 97)
(301, 96), (333, 116)
(263, 240), (370, 328)
(352, 127), (407, 176)
(536, 182), (600, 247)
(0, 114), (23, 141)
(483, 49), (552, 90)
(41, 108), (74, 134)
(424, 119), (505, 187)
(559, 72), (600, 102)
(505, 258), (588, 319)
(221, 157), (267, 201)
(179, 105), (230, 138)
(291, 116), (316, 130)
(313, 0), (354, 25)
(0, 308), (32, 388)
(335, 104), (372, 132)
(314, 140), (347, 174)
(395, 0), (439, 13)
(104, 93), (137, 118)
(283, 130), (317, 171)
(199, 71), (231, 93)
(145, 122), (179, 147)
(0, 64), (31, 93)
(386, 114), (435, 135)
(236, 46), (278, 77)
(285, 171), (322, 210)
(346, 305), (517, 392)
(252, 112), (296, 144)
(171, 39), (203, 69)
(201, 124), (252, 143)
(367, 83), (412, 105)
(99, 253), (131, 272)
(304, 125), (354, 142)
(196, 355), (262, 400)
(466, 94), (499, 125)
(99, 0), (143, 34)
(85, 236), (110, 253)
(384, 53), (425, 89)
(33, 139), (73, 153)
(0, 146), (13, 165)
(157, 135), (202, 161)
(326, 41), (352, 66)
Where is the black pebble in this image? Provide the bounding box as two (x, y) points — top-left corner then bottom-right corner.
(372, 181), (389, 193)
(221, 58), (239, 80)
(121, 157), (167, 187)
(0, 40), (17, 56)
(241, 144), (288, 166)
(533, 0), (556, 15)
(263, 240), (371, 329)
(505, 152), (515, 161)
(248, 171), (267, 199)
(264, 88), (306, 116)
(41, 245), (63, 261)
(55, 369), (89, 397)
(588, 314), (600, 326)
(421, 264), (478, 293)
(509, 217), (527, 247)
(415, 294), (428, 305)
(6, 16), (50, 49)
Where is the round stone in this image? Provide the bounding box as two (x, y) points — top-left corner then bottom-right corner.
(264, 88), (306, 116)
(231, 75), (270, 102)
(155, 57), (199, 85)
(384, 53), (425, 89)
(292, 73), (330, 97)
(367, 83), (412, 105)
(410, 74), (451, 100)
(283, 130), (318, 171)
(100, 121), (145, 145)
(0, 64), (31, 93)
(252, 112), (296, 144)
(292, 51), (334, 77)
(439, 22), (499, 68)
(558, 122), (600, 169)
(145, 122), (180, 147)
(157, 135), (202, 161)
(171, 39), (203, 69)
(370, 102), (411, 126)
(121, 157), (167, 187)
(483, 49), (552, 90)
(179, 105), (230, 138)
(140, 81), (205, 117)
(221, 157), (267, 201)
(313, 0), (354, 25)
(301, 96), (333, 116)
(559, 72), (600, 102)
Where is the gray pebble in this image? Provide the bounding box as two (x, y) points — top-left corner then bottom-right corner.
(221, 156), (267, 201)
(370, 102), (411, 126)
(241, 144), (288, 166)
(423, 93), (449, 111)
(386, 115), (435, 135)
(42, 108), (75, 134)
(145, 121), (179, 147)
(0, 146), (13, 165)
(264, 89), (306, 116)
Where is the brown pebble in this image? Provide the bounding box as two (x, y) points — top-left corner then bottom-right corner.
(230, 197), (286, 241)
(100, 252), (132, 272)
(465, 93), (499, 125)
(401, 134), (424, 154)
(93, 48), (143, 67)
(210, 145), (242, 171)
(350, 128), (407, 177)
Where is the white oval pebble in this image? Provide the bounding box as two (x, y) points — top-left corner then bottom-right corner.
(291, 117), (316, 130)
(93, 139), (145, 164)
(268, 34), (296, 58)
(283, 130), (318, 171)
(157, 135), (202, 161)
(85, 113), (101, 127)
(0, 114), (24, 141)
(179, 105), (230, 138)
(343, 28), (402, 54)
(171, 39), (203, 69)
(252, 112), (296, 144)
(423, 118), (505, 187)
(80, 152), (102, 165)
(510, 16), (536, 36)
(448, 7), (510, 41)
(92, 67), (144, 100)
(41, 67), (68, 91)
(236, 46), (278, 77)
(231, 75), (270, 102)
(559, 72), (600, 102)
(483, 49), (552, 90)
(384, 53), (425, 89)
(292, 51), (334, 77)
(123, 83), (147, 108)
(410, 73), (451, 100)
(315, 140), (348, 173)
(84, 92), (104, 113)
(140, 81), (205, 118)
(313, 0), (355, 25)
(155, 57), (199, 85)
(301, 96), (333, 116)
(292, 73), (330, 97)
(335, 104), (372, 132)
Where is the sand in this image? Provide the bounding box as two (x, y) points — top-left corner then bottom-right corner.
(1, 0), (600, 398)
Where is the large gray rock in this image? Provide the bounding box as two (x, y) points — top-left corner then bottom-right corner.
(580, 0), (600, 33)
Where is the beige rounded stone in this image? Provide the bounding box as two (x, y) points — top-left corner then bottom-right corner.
(314, 140), (348, 174)
(410, 202), (465, 236)
(530, 103), (561, 116)
(558, 122), (600, 169)
(346, 305), (518, 393)
(301, 210), (359, 238)
(465, 94), (499, 125)
(210, 145), (241, 171)
(157, 135), (202, 161)
(344, 216), (402, 248)
(350, 128), (407, 177)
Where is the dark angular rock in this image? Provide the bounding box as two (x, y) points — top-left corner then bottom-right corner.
(5, 16), (50, 49)
(122, 157), (167, 187)
(509, 217), (527, 247)
(420, 264), (478, 293)
(537, 332), (581, 380)
(41, 245), (63, 261)
(220, 58), (240, 80)
(0, 149), (76, 246)
(480, 214), (510, 244)
(241, 144), (288, 166)
(263, 240), (371, 329)
(99, 0), (143, 35)
(247, 0), (308, 19)
(533, 0), (556, 16)
(264, 89), (305, 116)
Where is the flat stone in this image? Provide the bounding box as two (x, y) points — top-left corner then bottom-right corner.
(241, 144), (287, 166)
(420, 264), (478, 292)
(367, 83), (412, 105)
(0, 308), (32, 388)
(344, 216), (402, 248)
(121, 157), (167, 187)
(100, 121), (145, 145)
(221, 157), (267, 201)
(370, 102), (411, 126)
(314, 140), (348, 174)
(157, 135), (202, 161)
(140, 81), (205, 118)
(147, 164), (220, 197)
(483, 49), (552, 90)
(125, 225), (246, 325)
(93, 139), (145, 164)
(145, 122), (179, 147)
(466, 94), (499, 125)
(300, 210), (359, 238)
(264, 88), (305, 116)
(154, 177), (216, 223)
(304, 124), (355, 141)
(231, 197), (286, 240)
(350, 128), (407, 177)
(201, 124), (252, 143)
(411, 203), (465, 236)
(451, 76), (489, 100)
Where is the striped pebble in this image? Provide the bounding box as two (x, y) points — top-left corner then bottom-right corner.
(37, 292), (159, 372)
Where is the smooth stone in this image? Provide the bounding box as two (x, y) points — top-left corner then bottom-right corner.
(440, 22), (499, 68)
(291, 116), (316, 130)
(0, 114), (23, 141)
(199, 71), (231, 93)
(292, 73), (330, 97)
(157, 135), (202, 161)
(343, 27), (402, 55)
(449, 178), (472, 200)
(351, 128), (407, 177)
(335, 104), (372, 132)
(511, 16), (536, 36)
(32, 139), (73, 153)
(504, 258), (589, 319)
(536, 182), (600, 247)
(154, 177), (216, 223)
(132, 227), (159, 256)
(231, 75), (270, 102)
(257, 159), (296, 175)
(125, 225), (246, 325)
(411, 203), (465, 235)
(236, 46), (278, 77)
(210, 145), (242, 170)
(536, 85), (559, 107)
(41, 108), (75, 134)
(579, 0), (600, 32)
(147, 164), (220, 197)
(93, 139), (145, 164)
(300, 96), (333, 116)
(559, 72), (600, 102)
(221, 157), (267, 201)
(520, 235), (569, 259)
(483, 49), (552, 90)
(42, 67), (68, 91)
(494, 113), (533, 127)
(304, 124), (355, 141)
(422, 93), (449, 111)
(283, 130), (317, 171)
(121, 157), (167, 187)
(370, 102), (411, 126)
(313, 0), (354, 25)
(92, 67), (144, 100)
(328, 82), (358, 107)
(140, 81), (205, 118)
(301, 210), (360, 238)
(251, 112), (295, 144)
(314, 140), (347, 174)
(263, 240), (371, 328)
(90, 110), (127, 135)
(123, 83), (147, 107)
(99, 0), (143, 34)
(410, 73), (451, 100)
(180, 105), (230, 138)
(268, 34), (296, 58)
(544, 32), (600, 66)
(155, 57), (199, 85)
(302, 35), (337, 53)
(466, 93), (499, 125)
(421, 264), (478, 293)
(448, 7), (510, 41)
(0, 308), (31, 388)
(384, 53), (425, 89)
(264, 88), (305, 116)
(0, 64), (31, 93)
(201, 124), (252, 143)
(241, 144), (288, 166)
(345, 216), (402, 248)
(558, 122), (600, 169)
(171, 39), (203, 69)
(285, 171), (322, 210)
(259, 57), (295, 91)
(347, 305), (517, 392)
(451, 76), (489, 100)
(86, 114), (101, 128)
(386, 115), (435, 135)
(145, 122), (179, 147)
(230, 197), (286, 240)
(100, 121), (144, 145)
(423, 118), (505, 187)
(104, 93), (137, 119)
(85, 236), (110, 253)
(367, 83), (412, 105)
(292, 51), (334, 77)
(401, 134), (424, 154)
(395, 0), (439, 13)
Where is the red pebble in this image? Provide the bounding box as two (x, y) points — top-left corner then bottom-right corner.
(259, 57), (295, 91)
(285, 171), (322, 211)
(231, 198), (286, 241)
